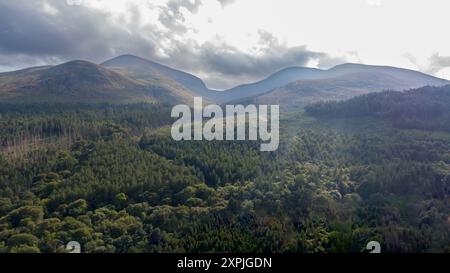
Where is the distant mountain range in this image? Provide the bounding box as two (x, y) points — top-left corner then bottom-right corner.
(0, 54), (448, 108)
(241, 67), (450, 111)
(220, 63), (449, 108)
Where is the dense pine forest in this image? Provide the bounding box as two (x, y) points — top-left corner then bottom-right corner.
(1, 86), (450, 253)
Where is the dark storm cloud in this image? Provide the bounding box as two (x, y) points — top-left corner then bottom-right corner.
(0, 0), (157, 67)
(0, 0), (343, 89)
(0, 1), (68, 55)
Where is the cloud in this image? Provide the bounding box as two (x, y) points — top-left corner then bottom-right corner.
(217, 0), (235, 7)
(186, 31), (344, 88)
(158, 0), (203, 33)
(0, 0), (343, 89)
(404, 52), (450, 79)
(427, 53), (450, 75)
(149, 30), (344, 88)
(0, 0), (157, 66)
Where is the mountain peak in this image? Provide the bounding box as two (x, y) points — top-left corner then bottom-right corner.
(64, 60), (95, 65)
(102, 54), (211, 97)
(270, 66), (323, 76)
(115, 54), (141, 59)
(102, 54), (155, 67)
(43, 60), (113, 81)
(330, 63), (400, 70)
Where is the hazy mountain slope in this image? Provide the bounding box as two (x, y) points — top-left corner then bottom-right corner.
(249, 71), (420, 111)
(102, 55), (214, 100)
(327, 63), (449, 87)
(215, 67), (324, 103)
(0, 60), (193, 104)
(236, 65), (449, 111)
(220, 63), (448, 105)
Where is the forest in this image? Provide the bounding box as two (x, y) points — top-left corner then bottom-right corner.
(0, 85), (449, 253)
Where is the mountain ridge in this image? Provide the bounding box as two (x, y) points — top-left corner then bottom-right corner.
(217, 63), (449, 104)
(102, 54), (214, 99)
(1, 54), (448, 106)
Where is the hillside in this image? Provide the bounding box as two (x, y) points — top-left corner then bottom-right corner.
(102, 55), (215, 100)
(215, 67), (324, 103)
(305, 85), (450, 131)
(328, 63), (449, 86)
(236, 65), (449, 111)
(0, 60), (193, 104)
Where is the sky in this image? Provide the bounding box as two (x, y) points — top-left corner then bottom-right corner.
(0, 0), (450, 90)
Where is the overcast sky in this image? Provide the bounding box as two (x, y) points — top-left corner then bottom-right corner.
(1, 0), (449, 89)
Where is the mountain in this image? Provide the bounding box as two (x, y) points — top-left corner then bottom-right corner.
(232, 64), (449, 110)
(215, 67), (324, 103)
(1, 56), (448, 107)
(0, 60), (195, 104)
(102, 55), (449, 105)
(102, 55), (215, 99)
(327, 63), (449, 87)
